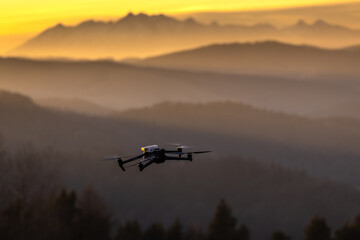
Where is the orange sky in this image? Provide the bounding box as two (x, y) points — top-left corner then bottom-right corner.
(0, 0), (359, 54)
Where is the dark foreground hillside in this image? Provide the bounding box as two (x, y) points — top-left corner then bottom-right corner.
(1, 91), (360, 239)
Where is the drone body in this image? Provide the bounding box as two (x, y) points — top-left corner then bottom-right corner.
(103, 144), (210, 172)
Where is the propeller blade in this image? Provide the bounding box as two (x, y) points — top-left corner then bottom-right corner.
(100, 156), (120, 161)
(167, 143), (195, 149)
(168, 150), (211, 155)
(167, 143), (182, 146)
(100, 154), (137, 161)
(191, 151), (212, 154)
(179, 145), (193, 149)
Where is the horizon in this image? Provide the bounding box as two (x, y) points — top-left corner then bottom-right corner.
(1, 0), (360, 54)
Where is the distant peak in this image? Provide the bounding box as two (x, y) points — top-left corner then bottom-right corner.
(183, 17), (199, 25)
(77, 19), (96, 27)
(313, 19), (329, 26)
(53, 23), (65, 29)
(42, 23), (66, 33)
(125, 12), (134, 18)
(137, 12), (149, 18)
(117, 12), (180, 25)
(119, 12), (151, 22)
(295, 19), (308, 27)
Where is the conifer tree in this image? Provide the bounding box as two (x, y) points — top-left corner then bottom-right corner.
(304, 216), (331, 240)
(183, 225), (205, 240)
(208, 199), (237, 240)
(166, 219), (183, 240)
(236, 224), (250, 240)
(144, 222), (165, 240)
(271, 230), (291, 240)
(116, 220), (143, 240)
(334, 215), (360, 240)
(76, 186), (111, 240)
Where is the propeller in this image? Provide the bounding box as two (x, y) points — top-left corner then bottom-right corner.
(101, 155), (121, 161)
(100, 155), (125, 171)
(167, 143), (193, 150)
(171, 150), (212, 155)
(100, 155), (134, 161)
(190, 151), (212, 154)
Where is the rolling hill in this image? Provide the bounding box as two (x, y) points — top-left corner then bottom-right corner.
(1, 90), (360, 240)
(343, 44), (360, 52)
(2, 57), (360, 119)
(35, 97), (115, 116)
(8, 13), (360, 59)
(141, 41), (360, 78)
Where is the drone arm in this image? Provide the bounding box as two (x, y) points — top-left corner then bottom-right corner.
(165, 156), (192, 161)
(122, 153), (145, 164)
(165, 150), (182, 154)
(116, 153), (145, 172)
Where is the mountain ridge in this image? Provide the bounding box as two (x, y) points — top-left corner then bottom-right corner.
(9, 13), (360, 59)
(141, 40), (360, 78)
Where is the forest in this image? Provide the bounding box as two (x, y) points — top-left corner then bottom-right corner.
(1, 138), (360, 240)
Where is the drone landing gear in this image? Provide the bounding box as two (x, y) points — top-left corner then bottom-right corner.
(117, 159), (126, 171)
(138, 160), (155, 172)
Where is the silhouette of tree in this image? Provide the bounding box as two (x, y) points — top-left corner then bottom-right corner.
(183, 225), (205, 240)
(115, 220), (143, 240)
(304, 216), (331, 240)
(166, 218), (183, 240)
(236, 224), (250, 240)
(271, 230), (291, 240)
(0, 136), (8, 206)
(144, 222), (165, 240)
(0, 136), (5, 160)
(208, 199), (237, 240)
(52, 189), (79, 240)
(0, 144), (59, 206)
(0, 198), (27, 240)
(334, 215), (360, 240)
(76, 186), (111, 240)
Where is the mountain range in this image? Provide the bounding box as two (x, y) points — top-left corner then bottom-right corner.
(9, 13), (360, 59)
(174, 2), (360, 29)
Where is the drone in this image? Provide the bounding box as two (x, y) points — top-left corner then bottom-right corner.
(102, 144), (211, 172)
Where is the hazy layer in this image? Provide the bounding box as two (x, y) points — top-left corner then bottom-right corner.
(2, 57), (360, 119)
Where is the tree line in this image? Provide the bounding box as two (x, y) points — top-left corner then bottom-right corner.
(1, 189), (360, 240)
(1, 140), (360, 240)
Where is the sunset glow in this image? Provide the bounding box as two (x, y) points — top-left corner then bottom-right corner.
(0, 0), (359, 53)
